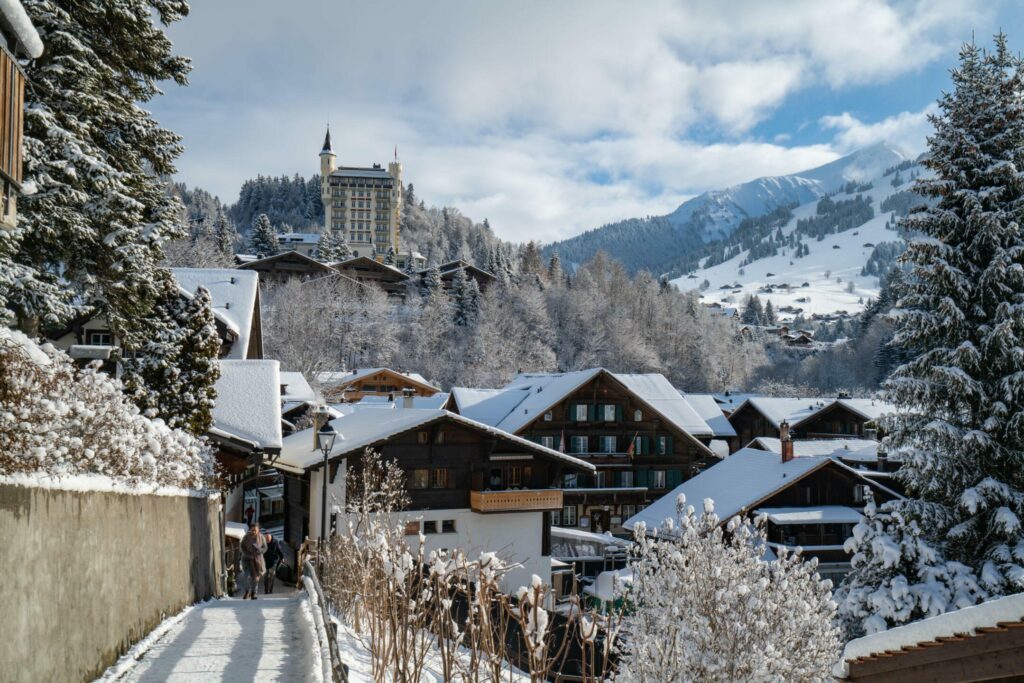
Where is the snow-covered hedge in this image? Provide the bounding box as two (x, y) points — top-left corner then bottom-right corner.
(0, 326), (213, 489)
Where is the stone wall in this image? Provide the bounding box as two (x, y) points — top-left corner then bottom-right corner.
(0, 483), (223, 682)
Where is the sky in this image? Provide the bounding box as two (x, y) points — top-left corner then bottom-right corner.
(151, 0), (1022, 244)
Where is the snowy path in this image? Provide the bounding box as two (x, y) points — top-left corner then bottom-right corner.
(118, 592), (318, 682)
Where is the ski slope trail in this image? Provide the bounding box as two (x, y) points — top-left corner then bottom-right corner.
(119, 592), (318, 682)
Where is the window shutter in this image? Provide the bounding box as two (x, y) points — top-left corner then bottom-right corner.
(588, 404), (597, 422)
(635, 469), (648, 487)
(667, 469), (682, 489)
(569, 403), (579, 421)
(666, 435), (674, 455)
(640, 436), (650, 455)
(615, 404), (623, 422)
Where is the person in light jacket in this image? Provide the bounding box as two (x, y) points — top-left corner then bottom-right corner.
(240, 523), (267, 599)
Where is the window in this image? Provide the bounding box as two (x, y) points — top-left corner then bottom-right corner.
(562, 505), (577, 526)
(634, 409), (642, 421)
(620, 471), (633, 488)
(657, 436), (668, 455)
(417, 431), (430, 444)
(563, 473), (578, 489)
(432, 468), (449, 488)
(853, 484), (866, 504)
(507, 465), (523, 487)
(634, 435), (644, 455)
(622, 504), (636, 519)
(441, 519), (456, 534)
(409, 469), (430, 489)
(600, 436), (616, 454)
(540, 436), (555, 449)
(594, 471), (606, 488)
(603, 405), (616, 421)
(543, 411), (553, 422)
(87, 330), (112, 345)
(550, 510), (560, 525)
(434, 430), (445, 444)
(571, 435), (588, 454)
(423, 520), (438, 534)
(650, 470), (666, 489)
(404, 521), (420, 535)
(489, 468), (503, 488)
(575, 404), (588, 421)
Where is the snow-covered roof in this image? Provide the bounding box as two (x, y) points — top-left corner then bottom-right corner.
(316, 368), (438, 393)
(837, 592), (1024, 678)
(551, 527), (630, 546)
(735, 396), (895, 430)
(0, 0), (43, 58)
(329, 166), (393, 179)
(279, 372), (315, 404)
(451, 386), (532, 425)
(838, 398), (894, 423)
(275, 408), (595, 474)
(211, 360), (282, 450)
(614, 374), (713, 437)
(488, 369), (714, 447)
(623, 448), (831, 532)
(680, 393), (737, 437)
(754, 505), (863, 525)
(278, 233), (320, 243)
(171, 268), (260, 360)
(748, 437), (880, 458)
(711, 392), (760, 413)
(351, 393), (450, 409)
(225, 521), (247, 540)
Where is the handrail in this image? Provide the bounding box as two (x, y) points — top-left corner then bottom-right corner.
(302, 559), (348, 683)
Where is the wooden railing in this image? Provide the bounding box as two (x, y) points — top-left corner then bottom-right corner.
(470, 488), (563, 513)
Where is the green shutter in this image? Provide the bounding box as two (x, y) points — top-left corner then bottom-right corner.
(635, 469), (648, 487)
(615, 404), (623, 422)
(667, 469), (682, 489)
(588, 404), (597, 422)
(640, 436), (650, 455)
(568, 403), (578, 421)
(666, 435), (674, 455)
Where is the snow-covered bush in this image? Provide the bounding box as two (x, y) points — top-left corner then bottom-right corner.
(0, 326), (213, 489)
(615, 496), (840, 682)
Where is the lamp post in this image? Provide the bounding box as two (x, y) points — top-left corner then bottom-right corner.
(317, 416), (337, 547)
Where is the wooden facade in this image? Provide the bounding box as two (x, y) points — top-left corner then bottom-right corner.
(332, 256), (409, 297)
(729, 401), (874, 451)
(282, 415), (589, 553)
(518, 373), (713, 534)
(0, 44), (24, 229)
(237, 251), (338, 285)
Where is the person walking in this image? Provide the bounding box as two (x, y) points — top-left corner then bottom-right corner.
(240, 523), (267, 600)
(263, 532), (284, 594)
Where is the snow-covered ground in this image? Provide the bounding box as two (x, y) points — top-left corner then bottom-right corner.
(97, 592), (319, 682)
(673, 162), (921, 319)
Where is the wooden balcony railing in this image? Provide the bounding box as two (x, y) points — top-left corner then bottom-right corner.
(470, 489), (563, 513)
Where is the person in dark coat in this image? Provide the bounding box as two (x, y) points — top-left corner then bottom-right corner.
(263, 533), (285, 594)
(240, 523), (267, 599)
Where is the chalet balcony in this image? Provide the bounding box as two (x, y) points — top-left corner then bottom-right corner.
(470, 488), (563, 513)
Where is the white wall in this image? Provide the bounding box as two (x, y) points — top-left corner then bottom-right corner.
(396, 508), (550, 593)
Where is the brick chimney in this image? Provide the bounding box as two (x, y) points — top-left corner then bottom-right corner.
(402, 387), (415, 409)
(780, 420), (794, 463)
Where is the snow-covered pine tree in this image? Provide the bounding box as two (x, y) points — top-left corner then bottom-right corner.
(6, 0), (191, 338)
(740, 294), (764, 325)
(451, 268), (480, 327)
(121, 274), (221, 435)
(249, 213), (279, 257)
(335, 232), (351, 261)
(316, 231), (337, 262)
(214, 211), (236, 258)
(548, 251), (562, 283)
(841, 34), (1024, 631)
(763, 299), (777, 325)
(422, 264), (443, 294)
(384, 245), (396, 265)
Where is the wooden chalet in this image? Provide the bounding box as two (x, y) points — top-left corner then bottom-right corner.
(318, 367), (440, 403)
(236, 250), (338, 284)
(727, 396), (891, 452)
(331, 256), (409, 297)
(418, 259), (497, 293)
(451, 369), (716, 536)
(273, 408), (595, 590)
(626, 432), (901, 583)
(839, 593), (1024, 683)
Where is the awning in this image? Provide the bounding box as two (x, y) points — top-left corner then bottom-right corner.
(754, 505), (863, 525)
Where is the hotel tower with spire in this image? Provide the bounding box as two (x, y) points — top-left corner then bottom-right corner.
(319, 128), (403, 259)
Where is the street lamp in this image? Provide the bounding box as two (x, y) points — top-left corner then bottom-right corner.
(318, 417), (338, 546)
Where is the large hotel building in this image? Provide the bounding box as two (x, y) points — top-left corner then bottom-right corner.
(319, 128), (403, 259)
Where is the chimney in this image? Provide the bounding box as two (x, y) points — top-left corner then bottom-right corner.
(313, 406), (328, 451)
(780, 420), (794, 463)
(402, 387), (415, 409)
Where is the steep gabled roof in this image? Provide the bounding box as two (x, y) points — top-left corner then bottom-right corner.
(451, 386), (532, 425)
(747, 437), (881, 457)
(332, 256), (409, 279)
(315, 368), (439, 395)
(731, 396), (896, 431)
(614, 373), (713, 437)
(171, 268), (260, 360)
(274, 408), (596, 474)
(237, 250), (334, 273)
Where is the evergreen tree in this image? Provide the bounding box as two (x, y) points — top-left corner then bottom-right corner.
(841, 34), (1024, 630)
(316, 231), (336, 262)
(214, 211), (236, 258)
(740, 295), (764, 325)
(249, 213), (279, 257)
(548, 251), (563, 283)
(422, 264), (443, 294)
(763, 300), (777, 325)
(5, 0), (191, 338)
(121, 274), (221, 435)
(336, 232), (352, 260)
(385, 245), (396, 265)
(451, 268), (480, 327)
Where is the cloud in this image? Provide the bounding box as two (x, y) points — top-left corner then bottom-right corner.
(151, 0), (994, 243)
(820, 105), (938, 154)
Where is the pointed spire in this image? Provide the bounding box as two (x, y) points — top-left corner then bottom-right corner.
(321, 125), (333, 155)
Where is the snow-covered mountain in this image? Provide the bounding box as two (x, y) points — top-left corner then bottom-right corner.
(546, 142), (911, 277)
